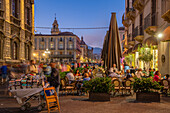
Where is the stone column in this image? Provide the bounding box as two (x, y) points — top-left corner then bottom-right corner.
(4, 0), (11, 60)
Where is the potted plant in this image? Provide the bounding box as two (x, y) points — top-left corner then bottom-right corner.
(132, 77), (163, 102)
(83, 77), (114, 101)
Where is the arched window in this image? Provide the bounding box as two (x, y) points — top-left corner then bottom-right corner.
(25, 44), (31, 60)
(13, 42), (18, 60)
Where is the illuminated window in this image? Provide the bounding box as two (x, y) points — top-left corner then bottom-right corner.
(60, 52), (62, 55)
(59, 43), (63, 49)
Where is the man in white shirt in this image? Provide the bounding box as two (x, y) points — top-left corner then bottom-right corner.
(109, 64), (118, 73)
(66, 70), (75, 83)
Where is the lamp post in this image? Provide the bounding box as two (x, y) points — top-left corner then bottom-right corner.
(44, 49), (51, 63)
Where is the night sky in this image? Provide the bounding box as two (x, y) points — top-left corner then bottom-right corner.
(35, 0), (125, 48)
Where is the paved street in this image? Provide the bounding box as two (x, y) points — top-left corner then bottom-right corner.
(1, 90), (170, 113)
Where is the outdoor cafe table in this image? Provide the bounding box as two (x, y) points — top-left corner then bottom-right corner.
(70, 79), (83, 95)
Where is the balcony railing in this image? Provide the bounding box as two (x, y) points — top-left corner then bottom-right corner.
(58, 48), (64, 50)
(122, 13), (129, 27)
(50, 54), (74, 58)
(25, 23), (32, 32)
(0, 9), (4, 18)
(144, 13), (157, 30)
(10, 16), (21, 27)
(126, 8), (136, 21)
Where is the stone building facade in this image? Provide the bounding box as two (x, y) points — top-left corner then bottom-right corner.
(0, 0), (34, 63)
(34, 18), (81, 63)
(122, 0), (170, 74)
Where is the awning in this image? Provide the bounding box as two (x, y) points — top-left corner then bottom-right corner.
(143, 36), (158, 46)
(133, 43), (142, 51)
(161, 26), (170, 42)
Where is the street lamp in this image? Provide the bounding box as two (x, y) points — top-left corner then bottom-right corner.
(158, 33), (163, 38)
(44, 49), (51, 63)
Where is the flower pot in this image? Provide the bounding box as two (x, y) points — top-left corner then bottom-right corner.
(136, 92), (160, 102)
(89, 92), (110, 101)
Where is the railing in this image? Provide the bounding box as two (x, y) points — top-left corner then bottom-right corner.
(50, 54), (74, 58)
(10, 16), (21, 26)
(50, 48), (55, 50)
(58, 48), (64, 50)
(0, 9), (4, 18)
(25, 24), (32, 32)
(144, 13), (157, 30)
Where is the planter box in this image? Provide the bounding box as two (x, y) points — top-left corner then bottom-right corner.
(136, 92), (160, 102)
(89, 92), (110, 101)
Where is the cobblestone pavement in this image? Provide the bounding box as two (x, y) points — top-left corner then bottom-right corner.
(0, 93), (170, 113)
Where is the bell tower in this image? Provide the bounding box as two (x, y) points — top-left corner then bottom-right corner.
(51, 14), (60, 34)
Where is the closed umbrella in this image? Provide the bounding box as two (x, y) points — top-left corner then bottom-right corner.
(102, 12), (122, 71)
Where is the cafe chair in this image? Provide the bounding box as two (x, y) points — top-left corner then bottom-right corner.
(44, 87), (60, 113)
(112, 79), (121, 96)
(61, 79), (75, 96)
(161, 79), (169, 96)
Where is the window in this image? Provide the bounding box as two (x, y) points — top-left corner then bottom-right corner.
(69, 37), (72, 41)
(12, 0), (19, 18)
(51, 38), (53, 41)
(69, 52), (72, 55)
(40, 42), (44, 49)
(42, 38), (44, 41)
(25, 44), (30, 60)
(0, 0), (3, 9)
(59, 43), (63, 49)
(69, 43), (73, 49)
(13, 42), (18, 60)
(50, 43), (54, 48)
(27, 7), (30, 25)
(60, 37), (63, 41)
(34, 38), (37, 50)
(60, 52), (62, 55)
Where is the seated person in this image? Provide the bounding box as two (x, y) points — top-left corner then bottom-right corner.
(83, 73), (91, 82)
(74, 69), (80, 76)
(109, 70), (119, 78)
(66, 70), (75, 83)
(126, 70), (132, 79)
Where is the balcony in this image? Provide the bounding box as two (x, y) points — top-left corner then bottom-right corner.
(162, 9), (170, 23)
(10, 16), (21, 27)
(0, 9), (4, 19)
(128, 41), (135, 46)
(126, 8), (136, 21)
(122, 13), (129, 27)
(50, 54), (74, 58)
(144, 13), (157, 35)
(58, 48), (64, 50)
(133, 0), (144, 11)
(25, 23), (32, 32)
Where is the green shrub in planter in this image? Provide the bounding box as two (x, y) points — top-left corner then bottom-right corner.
(83, 77), (114, 94)
(73, 67), (85, 74)
(132, 77), (163, 93)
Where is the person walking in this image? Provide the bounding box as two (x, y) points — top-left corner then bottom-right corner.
(0, 63), (8, 84)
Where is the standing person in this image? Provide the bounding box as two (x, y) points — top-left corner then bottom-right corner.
(49, 63), (60, 97)
(0, 63), (8, 84)
(26, 60), (38, 75)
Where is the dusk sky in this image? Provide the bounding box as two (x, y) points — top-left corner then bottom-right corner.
(35, 0), (125, 48)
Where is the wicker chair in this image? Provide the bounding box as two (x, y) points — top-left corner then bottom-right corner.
(124, 79), (132, 95)
(112, 79), (121, 96)
(161, 79), (169, 96)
